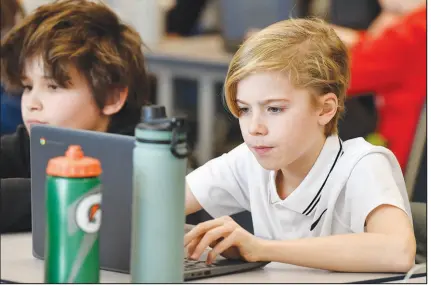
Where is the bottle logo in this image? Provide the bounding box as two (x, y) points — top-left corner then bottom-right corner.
(75, 193), (102, 233)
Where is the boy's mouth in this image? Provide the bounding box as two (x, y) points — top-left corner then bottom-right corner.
(252, 146), (274, 155)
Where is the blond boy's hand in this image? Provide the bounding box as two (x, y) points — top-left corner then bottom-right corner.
(184, 216), (265, 264)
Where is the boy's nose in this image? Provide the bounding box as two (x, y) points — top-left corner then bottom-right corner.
(25, 94), (43, 111)
(248, 116), (268, 136)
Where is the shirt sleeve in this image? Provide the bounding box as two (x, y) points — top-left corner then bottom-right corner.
(345, 153), (409, 233)
(186, 143), (252, 218)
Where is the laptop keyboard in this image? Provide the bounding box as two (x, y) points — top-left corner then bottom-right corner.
(184, 258), (216, 270)
(184, 257), (246, 270)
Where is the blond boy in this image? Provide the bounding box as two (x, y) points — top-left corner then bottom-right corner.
(184, 18), (415, 273)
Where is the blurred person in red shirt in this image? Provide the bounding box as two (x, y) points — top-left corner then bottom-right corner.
(332, 0), (426, 170)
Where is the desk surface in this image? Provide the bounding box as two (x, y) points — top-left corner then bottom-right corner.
(1, 233), (425, 283)
(145, 35), (232, 66)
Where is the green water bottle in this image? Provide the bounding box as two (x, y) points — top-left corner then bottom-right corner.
(131, 106), (189, 283)
(44, 145), (102, 283)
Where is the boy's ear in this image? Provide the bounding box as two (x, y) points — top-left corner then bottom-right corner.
(317, 93), (338, 127)
(102, 87), (128, 116)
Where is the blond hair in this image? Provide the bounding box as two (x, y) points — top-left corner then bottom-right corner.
(224, 18), (350, 136)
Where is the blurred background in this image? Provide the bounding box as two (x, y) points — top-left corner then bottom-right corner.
(1, 0), (426, 262)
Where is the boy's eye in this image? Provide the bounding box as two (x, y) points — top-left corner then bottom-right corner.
(267, 107), (284, 113)
(48, 84), (59, 90)
(238, 107), (250, 115)
(23, 85), (32, 92)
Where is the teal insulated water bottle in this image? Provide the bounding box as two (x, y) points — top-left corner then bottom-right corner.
(131, 105), (189, 283)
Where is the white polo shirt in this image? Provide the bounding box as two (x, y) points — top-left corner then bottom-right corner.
(186, 135), (412, 240)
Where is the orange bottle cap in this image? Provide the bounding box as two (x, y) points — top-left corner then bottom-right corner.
(46, 145), (102, 178)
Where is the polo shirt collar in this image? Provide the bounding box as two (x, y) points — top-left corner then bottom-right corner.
(268, 135), (343, 216)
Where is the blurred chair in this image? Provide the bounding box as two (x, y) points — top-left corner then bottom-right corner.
(330, 0), (381, 29)
(166, 0), (209, 36)
(411, 201), (426, 264)
(219, 0), (310, 53)
(405, 104), (427, 202)
(403, 103), (427, 264)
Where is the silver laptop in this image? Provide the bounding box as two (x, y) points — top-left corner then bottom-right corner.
(30, 125), (267, 281)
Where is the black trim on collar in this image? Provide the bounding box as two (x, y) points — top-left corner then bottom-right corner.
(304, 196), (321, 216)
(310, 208), (328, 231)
(302, 138), (343, 216)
